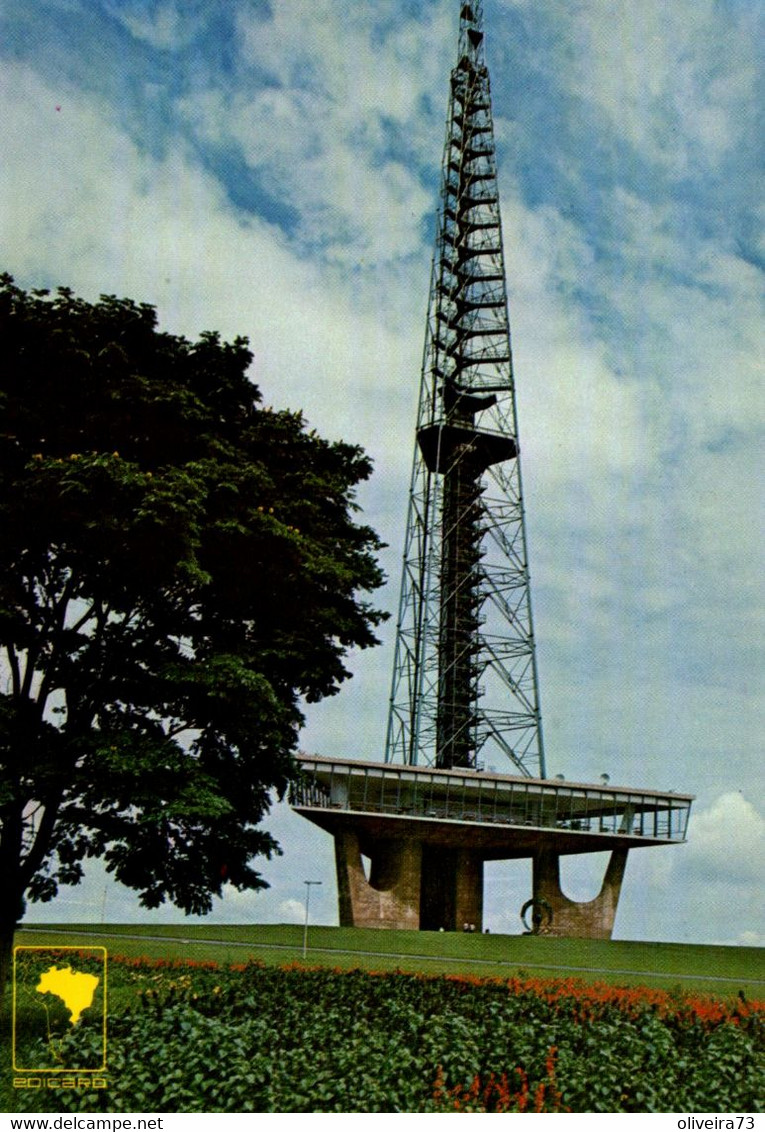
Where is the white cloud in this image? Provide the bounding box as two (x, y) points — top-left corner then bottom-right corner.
(542, 0), (759, 175)
(612, 792), (765, 945)
(102, 0), (206, 51)
(235, 0), (452, 131)
(480, 195), (663, 508)
(684, 792), (764, 884)
(162, 1), (456, 272)
(278, 898), (307, 924)
(0, 60), (425, 503)
(737, 930), (764, 948)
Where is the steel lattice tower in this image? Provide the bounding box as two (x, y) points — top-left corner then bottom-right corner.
(385, 0), (545, 776)
(292, 0), (693, 939)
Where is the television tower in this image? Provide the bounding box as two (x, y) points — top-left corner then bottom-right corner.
(291, 0), (692, 939)
(385, 0), (544, 777)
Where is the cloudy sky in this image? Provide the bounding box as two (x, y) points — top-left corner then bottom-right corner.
(3, 0), (762, 947)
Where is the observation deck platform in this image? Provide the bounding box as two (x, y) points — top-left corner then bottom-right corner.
(291, 756), (693, 939)
(291, 755), (692, 857)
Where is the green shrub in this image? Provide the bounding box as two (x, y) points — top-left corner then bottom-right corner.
(10, 960), (763, 1114)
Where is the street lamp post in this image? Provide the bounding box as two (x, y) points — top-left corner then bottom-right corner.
(302, 880), (322, 959)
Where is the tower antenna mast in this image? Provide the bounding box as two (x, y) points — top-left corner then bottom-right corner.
(385, 0), (545, 776)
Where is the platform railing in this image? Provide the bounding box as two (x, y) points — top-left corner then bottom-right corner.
(290, 760), (691, 844)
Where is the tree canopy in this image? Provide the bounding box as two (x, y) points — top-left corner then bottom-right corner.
(0, 274), (386, 970)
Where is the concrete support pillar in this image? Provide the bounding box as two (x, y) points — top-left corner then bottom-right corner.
(532, 846), (629, 940)
(334, 830), (421, 930)
(454, 849), (483, 932)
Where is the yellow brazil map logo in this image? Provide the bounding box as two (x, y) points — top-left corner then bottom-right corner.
(13, 946), (107, 1076)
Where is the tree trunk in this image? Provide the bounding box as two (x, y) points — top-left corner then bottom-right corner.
(0, 917), (15, 1025)
(0, 808), (26, 1019)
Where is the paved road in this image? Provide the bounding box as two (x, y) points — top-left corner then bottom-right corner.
(17, 926), (763, 985)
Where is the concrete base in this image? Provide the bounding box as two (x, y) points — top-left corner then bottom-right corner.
(334, 829), (628, 937)
(334, 830), (483, 931)
(334, 829), (421, 930)
(532, 846), (629, 940)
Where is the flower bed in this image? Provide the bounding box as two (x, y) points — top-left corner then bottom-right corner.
(12, 956), (764, 1113)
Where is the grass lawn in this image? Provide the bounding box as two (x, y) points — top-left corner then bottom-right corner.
(15, 922), (765, 996)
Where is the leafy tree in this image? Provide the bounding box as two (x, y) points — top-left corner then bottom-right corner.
(0, 274), (386, 997)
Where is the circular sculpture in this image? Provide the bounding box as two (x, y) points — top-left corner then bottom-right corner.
(520, 897), (553, 934)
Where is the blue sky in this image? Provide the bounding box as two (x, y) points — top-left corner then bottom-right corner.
(1, 0), (762, 945)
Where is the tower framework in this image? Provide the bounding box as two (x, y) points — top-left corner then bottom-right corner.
(291, 0), (693, 938)
(385, 0), (543, 777)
